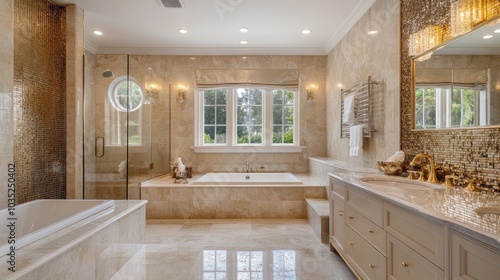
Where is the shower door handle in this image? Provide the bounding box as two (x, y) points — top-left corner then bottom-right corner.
(95, 136), (105, 158)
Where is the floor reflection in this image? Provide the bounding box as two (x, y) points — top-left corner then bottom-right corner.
(110, 219), (356, 280)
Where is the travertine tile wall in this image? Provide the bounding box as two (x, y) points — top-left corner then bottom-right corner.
(66, 4), (84, 199)
(326, 0), (401, 168)
(94, 55), (327, 174)
(401, 0), (500, 189)
(13, 0), (67, 204)
(0, 0), (14, 210)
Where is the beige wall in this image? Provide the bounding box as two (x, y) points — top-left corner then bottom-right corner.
(326, 0), (400, 168)
(0, 0), (14, 209)
(94, 55), (327, 174)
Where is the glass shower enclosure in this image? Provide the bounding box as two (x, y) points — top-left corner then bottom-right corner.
(83, 54), (170, 199)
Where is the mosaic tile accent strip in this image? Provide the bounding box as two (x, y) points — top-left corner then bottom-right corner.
(401, 0), (500, 190)
(13, 0), (66, 203)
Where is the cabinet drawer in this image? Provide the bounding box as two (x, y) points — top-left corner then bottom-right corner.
(384, 203), (444, 268)
(345, 206), (386, 256)
(329, 176), (346, 199)
(387, 234), (444, 280)
(345, 225), (386, 280)
(451, 230), (500, 280)
(346, 188), (383, 227)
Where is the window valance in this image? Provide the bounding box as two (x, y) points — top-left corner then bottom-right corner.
(195, 69), (300, 89)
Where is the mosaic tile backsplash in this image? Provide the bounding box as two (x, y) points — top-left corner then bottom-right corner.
(401, 0), (500, 191)
(13, 0), (66, 203)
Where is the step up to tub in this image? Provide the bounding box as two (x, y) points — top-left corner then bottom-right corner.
(305, 198), (329, 244)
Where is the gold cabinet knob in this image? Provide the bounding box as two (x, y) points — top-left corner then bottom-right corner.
(401, 261), (409, 267)
(368, 229), (374, 233)
(368, 264), (375, 268)
(338, 211), (343, 217)
(348, 241), (354, 245)
(348, 215), (354, 220)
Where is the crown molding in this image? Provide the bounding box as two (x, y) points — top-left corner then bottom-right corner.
(93, 47), (328, 56)
(84, 40), (97, 54)
(323, 0), (376, 54)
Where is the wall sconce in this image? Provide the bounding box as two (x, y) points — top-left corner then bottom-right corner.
(177, 84), (187, 103)
(144, 82), (159, 104)
(408, 25), (443, 56)
(306, 84), (317, 103)
(450, 0), (486, 37)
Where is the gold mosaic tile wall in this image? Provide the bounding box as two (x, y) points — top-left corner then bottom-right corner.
(401, 0), (500, 190)
(13, 0), (66, 203)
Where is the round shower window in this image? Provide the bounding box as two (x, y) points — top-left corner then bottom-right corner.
(108, 76), (144, 112)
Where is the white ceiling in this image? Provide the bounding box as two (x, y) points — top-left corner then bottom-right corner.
(54, 0), (375, 55)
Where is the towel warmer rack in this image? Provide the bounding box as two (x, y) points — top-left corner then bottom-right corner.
(340, 76), (378, 139)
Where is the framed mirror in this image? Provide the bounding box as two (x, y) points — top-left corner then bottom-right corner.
(412, 20), (500, 130)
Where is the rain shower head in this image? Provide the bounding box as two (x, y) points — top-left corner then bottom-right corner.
(101, 69), (114, 78)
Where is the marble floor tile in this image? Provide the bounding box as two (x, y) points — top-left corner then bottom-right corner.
(111, 219), (356, 280)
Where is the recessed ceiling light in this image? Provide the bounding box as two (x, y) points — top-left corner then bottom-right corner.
(483, 34), (493, 39)
(367, 30), (378, 36)
(494, 29), (500, 33)
(302, 29), (311, 35)
(178, 29), (188, 34)
(239, 28), (249, 33)
(240, 40), (248, 45)
(93, 30), (103, 36)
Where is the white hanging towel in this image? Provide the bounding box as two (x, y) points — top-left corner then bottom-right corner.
(342, 95), (356, 124)
(349, 124), (364, 157)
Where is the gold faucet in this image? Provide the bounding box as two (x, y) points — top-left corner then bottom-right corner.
(410, 154), (439, 184)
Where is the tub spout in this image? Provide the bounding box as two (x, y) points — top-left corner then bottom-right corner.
(245, 162), (250, 173)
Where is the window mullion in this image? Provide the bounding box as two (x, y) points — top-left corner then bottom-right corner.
(264, 90), (271, 146)
(227, 90), (233, 146)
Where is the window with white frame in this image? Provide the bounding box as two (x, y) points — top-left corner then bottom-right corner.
(195, 87), (299, 151)
(105, 76), (143, 146)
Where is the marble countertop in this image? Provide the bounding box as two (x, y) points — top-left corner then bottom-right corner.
(329, 172), (500, 246)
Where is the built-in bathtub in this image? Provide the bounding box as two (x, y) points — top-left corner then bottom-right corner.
(0, 199), (114, 256)
(141, 173), (327, 219)
(193, 172), (303, 185)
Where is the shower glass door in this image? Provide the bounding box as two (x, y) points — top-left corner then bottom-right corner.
(83, 54), (169, 200)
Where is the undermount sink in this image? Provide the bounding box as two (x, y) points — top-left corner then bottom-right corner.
(359, 176), (445, 191)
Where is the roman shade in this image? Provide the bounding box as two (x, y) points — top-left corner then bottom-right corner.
(195, 69), (300, 89)
(415, 68), (487, 87)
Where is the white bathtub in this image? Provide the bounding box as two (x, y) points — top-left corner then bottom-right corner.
(192, 172), (303, 185)
(0, 199), (114, 256)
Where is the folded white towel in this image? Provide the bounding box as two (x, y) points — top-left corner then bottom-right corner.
(342, 95), (356, 124)
(386, 150), (405, 162)
(349, 124), (364, 157)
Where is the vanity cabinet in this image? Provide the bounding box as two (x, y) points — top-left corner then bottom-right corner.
(329, 177), (346, 253)
(344, 184), (386, 280)
(450, 230), (500, 279)
(387, 234), (444, 280)
(327, 173), (500, 280)
(384, 203), (445, 269)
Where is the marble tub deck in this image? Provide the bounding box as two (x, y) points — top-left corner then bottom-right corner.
(141, 174), (328, 219)
(111, 219), (356, 280)
(0, 200), (147, 280)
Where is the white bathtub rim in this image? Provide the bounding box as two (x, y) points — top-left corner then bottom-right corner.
(192, 172), (303, 185)
(2, 200), (147, 280)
